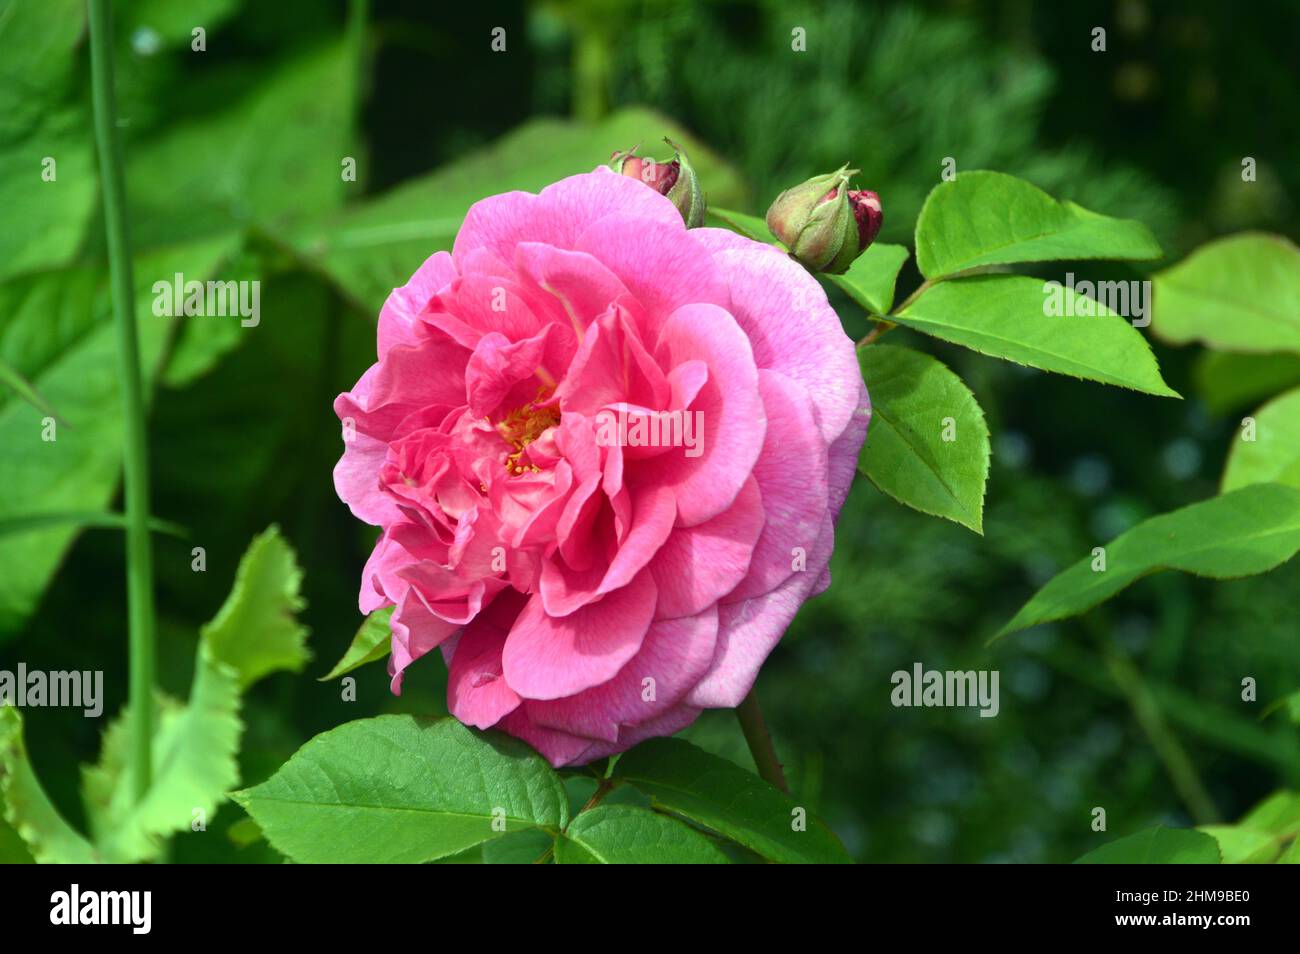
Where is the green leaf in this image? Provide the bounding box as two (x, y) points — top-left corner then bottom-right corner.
(158, 246), (261, 388)
(0, 511), (184, 539)
(1193, 350), (1300, 415)
(827, 244), (912, 315)
(0, 0), (97, 283)
(895, 275), (1179, 397)
(319, 606), (393, 681)
(82, 662), (241, 862)
(915, 170), (1162, 280)
(556, 805), (730, 864)
(1221, 387), (1300, 493)
(996, 483), (1300, 639)
(120, 0), (242, 49)
(0, 235), (238, 636)
(201, 526), (312, 688)
(0, 814), (34, 863)
(124, 42), (355, 249)
(613, 738), (851, 864)
(856, 344), (989, 532)
(481, 827), (554, 864)
(81, 527), (309, 862)
(706, 207), (775, 244)
(282, 108), (745, 312)
(0, 705), (98, 863)
(1239, 790), (1300, 838)
(1152, 233), (1300, 354)
(1074, 826), (1221, 864)
(1198, 826), (1281, 864)
(231, 716), (569, 864)
(0, 357), (61, 421)
(1262, 689), (1300, 726)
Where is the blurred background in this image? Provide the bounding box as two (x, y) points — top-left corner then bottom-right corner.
(2, 0), (1298, 863)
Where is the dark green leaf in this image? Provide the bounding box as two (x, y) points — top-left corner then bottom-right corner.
(996, 483), (1300, 639)
(613, 738), (851, 864)
(556, 805), (730, 864)
(1193, 350), (1300, 415)
(857, 344), (989, 532)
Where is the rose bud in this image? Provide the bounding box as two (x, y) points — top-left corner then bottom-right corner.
(610, 138), (706, 228)
(847, 188), (883, 250)
(765, 167), (882, 274)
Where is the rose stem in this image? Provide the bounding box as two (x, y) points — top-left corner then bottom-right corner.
(88, 0), (157, 802)
(736, 690), (790, 793)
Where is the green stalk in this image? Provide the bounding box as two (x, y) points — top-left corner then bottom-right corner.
(736, 690), (790, 793)
(88, 0), (156, 804)
(1104, 649), (1221, 825)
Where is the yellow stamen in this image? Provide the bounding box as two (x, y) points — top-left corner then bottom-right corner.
(495, 387), (559, 476)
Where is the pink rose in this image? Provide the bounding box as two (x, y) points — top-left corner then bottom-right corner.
(333, 169), (869, 766)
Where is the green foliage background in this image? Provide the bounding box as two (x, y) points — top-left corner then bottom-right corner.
(1, 0), (1297, 862)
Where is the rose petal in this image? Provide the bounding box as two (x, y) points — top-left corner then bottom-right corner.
(502, 571), (657, 699)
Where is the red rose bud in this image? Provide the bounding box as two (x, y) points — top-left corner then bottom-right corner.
(610, 138), (706, 228)
(847, 189), (883, 250)
(765, 167), (882, 274)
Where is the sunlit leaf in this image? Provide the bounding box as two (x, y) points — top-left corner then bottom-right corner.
(1153, 232), (1300, 354)
(915, 170), (1162, 280)
(895, 275), (1178, 397)
(232, 716), (569, 864)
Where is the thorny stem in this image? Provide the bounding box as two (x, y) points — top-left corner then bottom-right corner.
(576, 778), (615, 817)
(893, 278), (934, 314)
(535, 776), (616, 863)
(1104, 648), (1221, 825)
(857, 320), (895, 348)
(855, 278), (935, 348)
(88, 0), (157, 803)
(736, 690), (789, 793)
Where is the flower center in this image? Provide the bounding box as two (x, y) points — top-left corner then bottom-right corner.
(495, 392), (560, 476)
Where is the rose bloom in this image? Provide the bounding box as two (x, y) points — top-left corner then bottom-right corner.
(334, 169), (869, 766)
